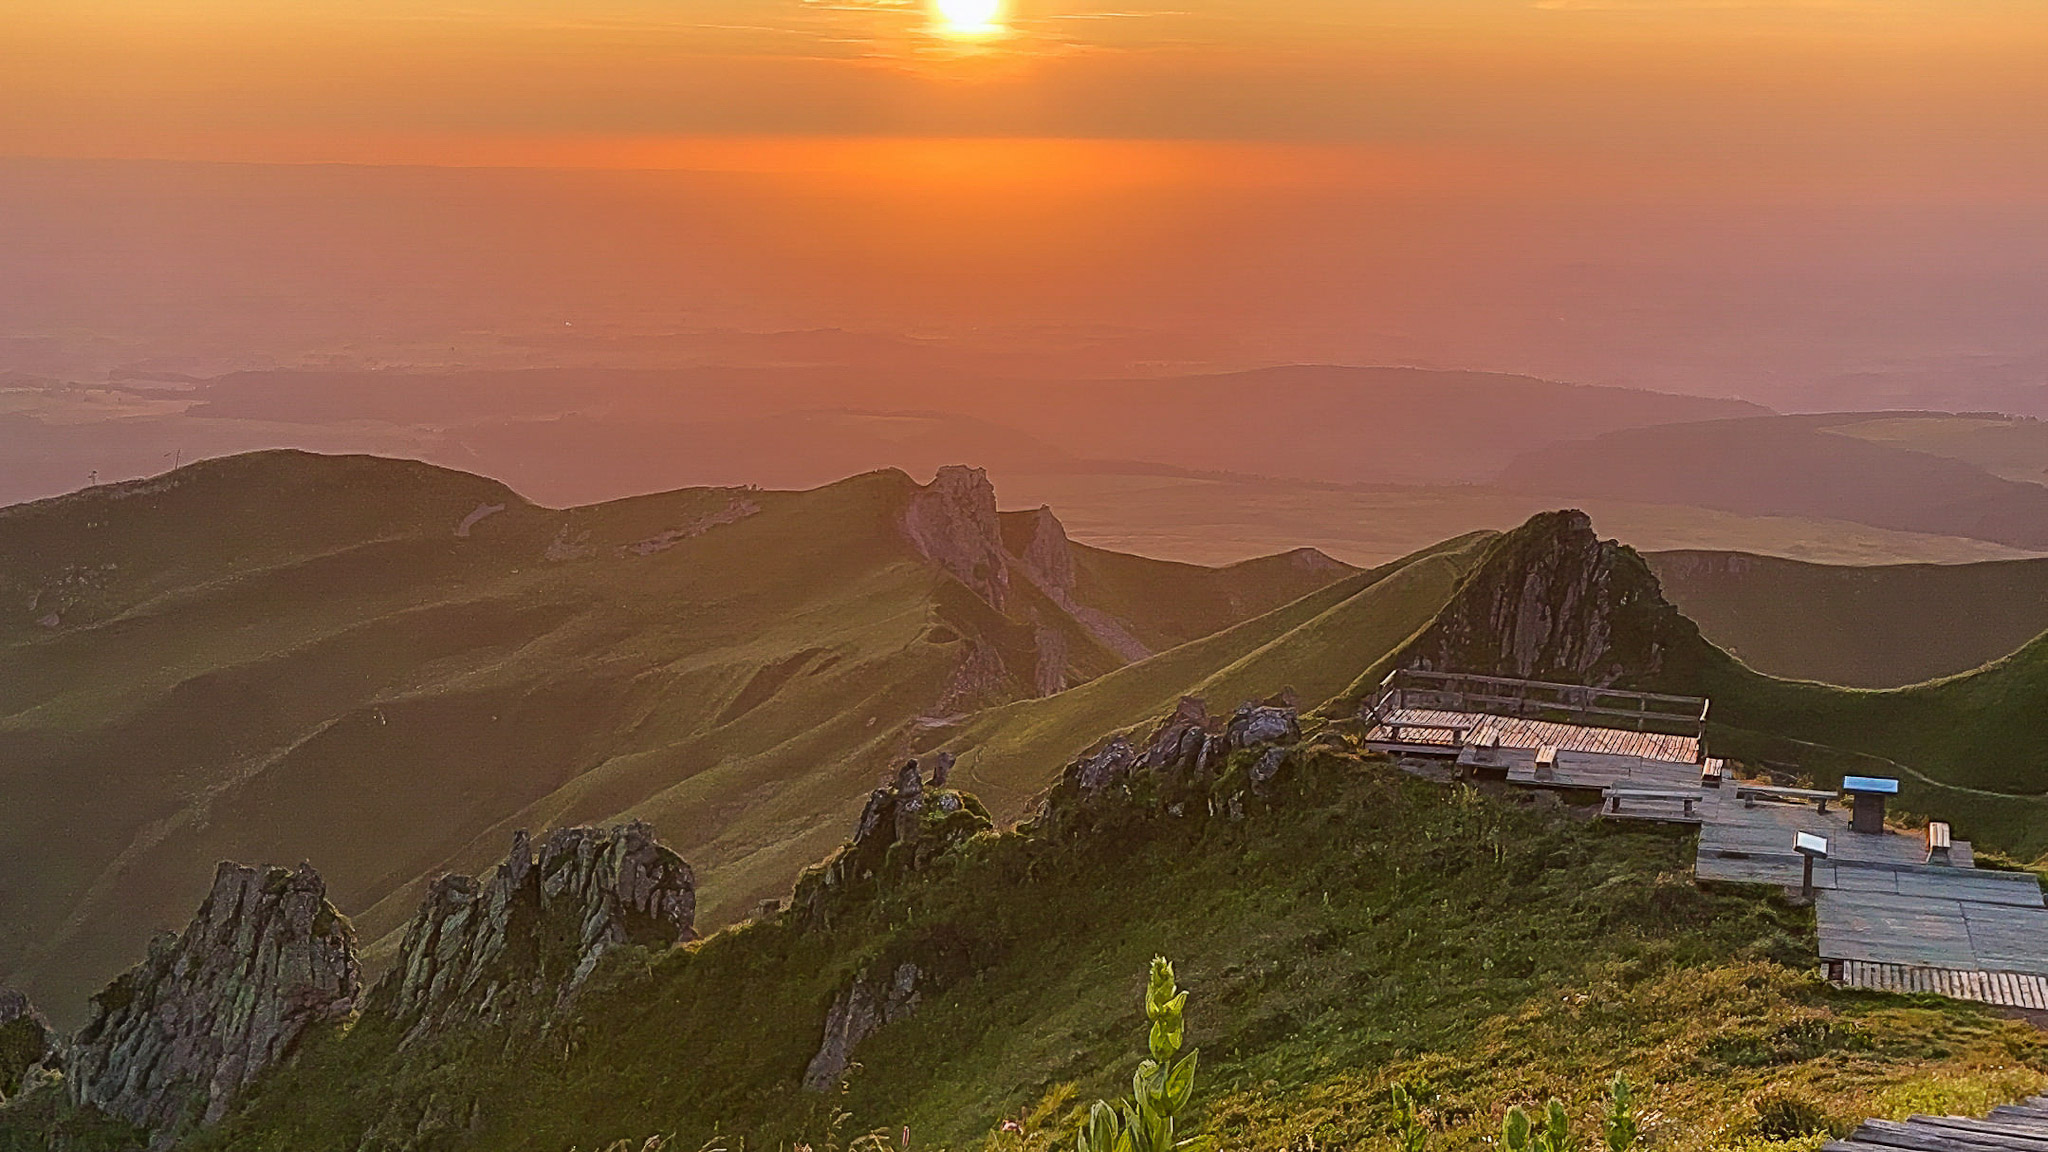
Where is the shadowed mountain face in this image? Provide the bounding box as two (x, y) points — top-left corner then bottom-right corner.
(0, 452), (1353, 1025)
(1649, 550), (2048, 688)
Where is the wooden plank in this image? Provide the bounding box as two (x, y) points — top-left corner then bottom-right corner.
(1909, 1119), (2048, 1149)
(1852, 1121), (2020, 1152)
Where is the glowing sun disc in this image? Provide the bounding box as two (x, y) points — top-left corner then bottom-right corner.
(935, 0), (1002, 35)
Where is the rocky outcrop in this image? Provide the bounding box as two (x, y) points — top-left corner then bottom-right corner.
(1226, 702), (1303, 750)
(0, 988), (52, 1099)
(375, 822), (695, 1039)
(903, 466), (1012, 612)
(1005, 505), (1151, 664)
(1035, 695), (1315, 832)
(791, 759), (993, 932)
(65, 862), (359, 1137)
(801, 961), (923, 1091)
(1398, 509), (1702, 690)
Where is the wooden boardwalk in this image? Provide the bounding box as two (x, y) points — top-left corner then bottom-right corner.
(1364, 707), (1701, 763)
(1691, 781), (2048, 983)
(1826, 1096), (2048, 1152)
(1360, 672), (2048, 1002)
(1831, 961), (2048, 1009)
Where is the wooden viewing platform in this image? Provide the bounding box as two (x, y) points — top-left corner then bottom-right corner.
(1364, 669), (1710, 741)
(1357, 668), (2046, 1010)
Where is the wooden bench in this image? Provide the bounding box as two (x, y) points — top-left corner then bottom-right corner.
(1925, 820), (1953, 866)
(1534, 744), (1558, 781)
(1605, 788), (1703, 819)
(1738, 783), (1834, 812)
(1700, 758), (1725, 788)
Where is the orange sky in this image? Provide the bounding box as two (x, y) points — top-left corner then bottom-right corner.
(4, 2), (2048, 398)
(9, 1), (2047, 163)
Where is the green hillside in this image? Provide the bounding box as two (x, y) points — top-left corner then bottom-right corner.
(0, 452), (1352, 1025)
(1648, 550), (2048, 688)
(176, 748), (2047, 1152)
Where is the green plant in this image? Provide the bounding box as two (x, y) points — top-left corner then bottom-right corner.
(1503, 1098), (1571, 1152)
(1390, 1083), (1429, 1152)
(1077, 958), (1201, 1152)
(1503, 1106), (1533, 1152)
(1603, 1074), (1637, 1152)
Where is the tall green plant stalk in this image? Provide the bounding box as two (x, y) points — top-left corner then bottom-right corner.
(1604, 1074), (1638, 1152)
(1077, 957), (1202, 1152)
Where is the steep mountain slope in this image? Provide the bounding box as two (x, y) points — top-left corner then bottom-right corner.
(1499, 415), (2048, 550)
(1648, 550), (2048, 688)
(23, 716), (2031, 1152)
(945, 532), (1496, 816)
(0, 452), (1351, 1025)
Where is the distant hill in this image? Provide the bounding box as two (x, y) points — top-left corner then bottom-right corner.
(0, 365), (1764, 507)
(0, 451), (1353, 1024)
(1499, 414), (2048, 549)
(1648, 550), (2048, 687)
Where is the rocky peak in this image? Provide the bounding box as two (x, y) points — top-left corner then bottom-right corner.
(1398, 509), (1701, 690)
(373, 821), (695, 1039)
(901, 466), (1011, 612)
(792, 757), (992, 932)
(65, 862), (359, 1138)
(1006, 505), (1077, 595)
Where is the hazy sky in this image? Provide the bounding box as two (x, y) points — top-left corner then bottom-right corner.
(5, 1), (2048, 399)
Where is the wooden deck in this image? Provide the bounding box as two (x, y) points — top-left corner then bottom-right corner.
(1358, 673), (2048, 998)
(1691, 781), (2048, 979)
(1831, 961), (2048, 1009)
(1364, 707), (1702, 764)
(1826, 1097), (2048, 1152)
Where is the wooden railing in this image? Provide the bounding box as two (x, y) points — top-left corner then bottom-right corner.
(1362, 669), (1709, 740)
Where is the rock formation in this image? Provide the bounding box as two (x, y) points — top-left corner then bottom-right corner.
(1398, 509), (1703, 690)
(791, 758), (992, 931)
(1040, 695), (1305, 831)
(1004, 504), (1151, 663)
(65, 862), (359, 1136)
(0, 988), (52, 1099)
(902, 466), (1012, 612)
(801, 961), (924, 1091)
(903, 469), (1157, 705)
(374, 822), (695, 1039)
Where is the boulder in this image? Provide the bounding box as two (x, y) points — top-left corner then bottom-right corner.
(801, 961), (923, 1092)
(1226, 703), (1302, 750)
(65, 862), (359, 1137)
(375, 821), (695, 1039)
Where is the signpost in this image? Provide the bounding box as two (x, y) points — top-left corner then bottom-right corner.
(1795, 831), (1830, 898)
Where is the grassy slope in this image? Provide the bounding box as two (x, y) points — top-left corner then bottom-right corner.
(948, 534), (1495, 818)
(179, 751), (2046, 1152)
(1648, 551), (2048, 688)
(0, 452), (1351, 1024)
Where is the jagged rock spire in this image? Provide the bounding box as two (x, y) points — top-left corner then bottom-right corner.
(901, 465), (1012, 611)
(65, 862), (359, 1137)
(372, 821), (695, 1040)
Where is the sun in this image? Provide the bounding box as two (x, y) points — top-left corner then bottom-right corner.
(933, 0), (1003, 37)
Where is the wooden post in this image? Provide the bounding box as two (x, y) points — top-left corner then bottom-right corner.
(1802, 853), (1816, 898)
